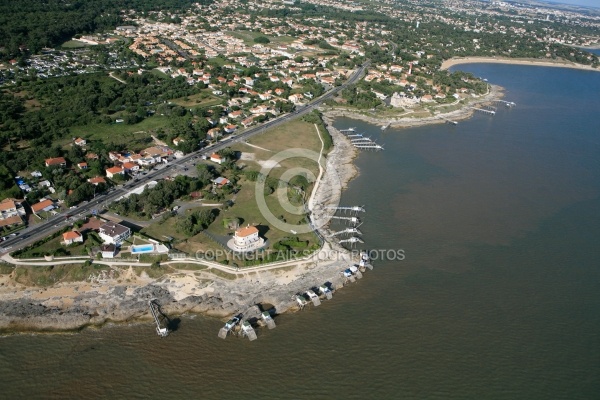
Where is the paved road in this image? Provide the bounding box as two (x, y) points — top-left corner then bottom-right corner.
(0, 62), (369, 255)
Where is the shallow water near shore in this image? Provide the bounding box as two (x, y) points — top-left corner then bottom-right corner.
(1, 64), (600, 399)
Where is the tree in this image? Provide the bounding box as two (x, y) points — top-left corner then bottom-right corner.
(253, 36), (270, 44)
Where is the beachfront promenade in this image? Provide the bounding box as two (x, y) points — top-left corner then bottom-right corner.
(1, 240), (350, 277)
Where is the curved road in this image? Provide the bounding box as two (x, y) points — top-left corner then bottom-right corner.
(0, 62), (370, 255)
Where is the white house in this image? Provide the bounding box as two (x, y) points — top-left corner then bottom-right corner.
(62, 231), (83, 245)
(224, 124), (237, 134)
(288, 93), (304, 104)
(212, 177), (230, 187)
(0, 198), (26, 220)
(45, 157), (66, 168)
(30, 198), (55, 215)
(228, 225), (265, 252)
(210, 153), (224, 164)
(137, 156), (160, 166)
(0, 198), (26, 229)
(98, 221), (131, 245)
(100, 244), (116, 258)
(105, 166), (125, 178)
(122, 162), (140, 173)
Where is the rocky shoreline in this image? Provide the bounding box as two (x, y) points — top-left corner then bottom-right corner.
(0, 87), (505, 334)
(0, 122), (360, 334)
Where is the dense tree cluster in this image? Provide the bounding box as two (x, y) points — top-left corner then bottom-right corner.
(110, 175), (206, 218)
(175, 208), (217, 236)
(340, 87), (381, 109)
(0, 164), (21, 199)
(0, 0), (213, 59)
(0, 72), (204, 174)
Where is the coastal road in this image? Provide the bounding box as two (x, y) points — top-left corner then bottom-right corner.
(0, 62), (370, 255)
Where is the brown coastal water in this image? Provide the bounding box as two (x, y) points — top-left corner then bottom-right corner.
(1, 64), (600, 399)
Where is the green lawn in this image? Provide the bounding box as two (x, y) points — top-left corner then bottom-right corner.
(15, 230), (100, 258)
(143, 117), (324, 263)
(226, 31), (296, 47)
(151, 69), (170, 78)
(207, 268), (237, 280)
(0, 263), (15, 274)
(60, 40), (92, 49)
(69, 116), (170, 147)
(170, 92), (223, 108)
(208, 179), (319, 249)
(169, 263), (208, 271)
(141, 214), (188, 242)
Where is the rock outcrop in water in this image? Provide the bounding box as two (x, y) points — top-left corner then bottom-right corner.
(0, 244), (354, 332)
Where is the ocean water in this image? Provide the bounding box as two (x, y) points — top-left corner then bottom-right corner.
(1, 64), (599, 399)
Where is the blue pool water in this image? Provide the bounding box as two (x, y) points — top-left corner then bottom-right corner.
(130, 244), (154, 253)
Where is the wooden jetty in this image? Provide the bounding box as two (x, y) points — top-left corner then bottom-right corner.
(330, 227), (363, 237)
(325, 205), (365, 213)
(354, 142), (384, 150)
(495, 100), (516, 107)
(471, 107), (496, 115)
(339, 236), (365, 246)
(330, 215), (361, 225)
(440, 116), (458, 125)
(149, 300), (169, 337)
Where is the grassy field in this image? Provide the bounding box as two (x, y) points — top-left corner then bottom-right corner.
(60, 40), (92, 49)
(150, 69), (170, 78)
(0, 263), (15, 274)
(11, 90), (43, 112)
(136, 264), (173, 279)
(139, 117), (323, 262)
(207, 268), (237, 280)
(13, 263), (111, 286)
(232, 118), (323, 179)
(170, 92), (223, 108)
(141, 214), (190, 243)
(69, 116), (170, 148)
(169, 263), (208, 271)
(226, 31), (296, 47)
(15, 234), (93, 258)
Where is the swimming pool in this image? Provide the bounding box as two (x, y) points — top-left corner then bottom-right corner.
(131, 244), (154, 254)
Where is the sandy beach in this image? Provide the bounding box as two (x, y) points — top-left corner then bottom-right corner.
(441, 56), (600, 72)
